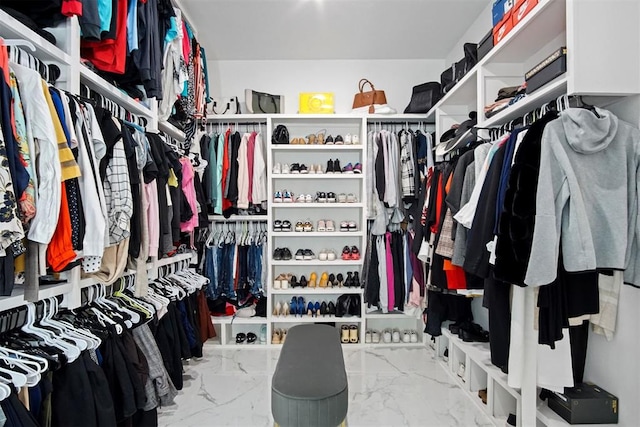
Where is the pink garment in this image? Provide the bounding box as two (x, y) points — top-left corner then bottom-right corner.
(247, 132), (256, 203)
(181, 24), (191, 65)
(180, 158), (199, 232)
(385, 232), (395, 311)
(145, 180), (159, 258)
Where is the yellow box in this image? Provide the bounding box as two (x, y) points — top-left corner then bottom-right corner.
(299, 92), (334, 114)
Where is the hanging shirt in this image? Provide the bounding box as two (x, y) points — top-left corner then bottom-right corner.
(251, 132), (266, 208)
(179, 157), (198, 233)
(11, 63), (61, 244)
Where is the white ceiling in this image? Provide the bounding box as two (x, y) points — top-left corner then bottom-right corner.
(178, 0), (490, 61)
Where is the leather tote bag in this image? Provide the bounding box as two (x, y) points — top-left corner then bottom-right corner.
(352, 79), (388, 113)
(244, 89), (284, 114)
(404, 82), (442, 113)
(440, 58), (466, 94)
(211, 97), (240, 115)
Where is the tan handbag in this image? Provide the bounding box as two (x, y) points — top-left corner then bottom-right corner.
(352, 79), (388, 113)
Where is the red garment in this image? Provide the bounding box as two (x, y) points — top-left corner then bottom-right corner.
(47, 184), (76, 272)
(80, 0), (127, 74)
(221, 129), (232, 212)
(197, 291), (216, 341)
(61, 0), (82, 16)
(430, 173), (443, 234)
(443, 260), (467, 290)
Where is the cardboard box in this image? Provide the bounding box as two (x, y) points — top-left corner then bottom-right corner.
(299, 92), (334, 114)
(493, 10), (513, 45)
(525, 47), (567, 94)
(512, 0), (538, 27)
(547, 383), (618, 424)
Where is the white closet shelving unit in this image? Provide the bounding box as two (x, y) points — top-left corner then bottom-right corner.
(0, 9), (194, 311)
(205, 113), (429, 347)
(428, 0), (640, 426)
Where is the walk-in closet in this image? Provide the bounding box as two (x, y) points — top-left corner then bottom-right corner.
(0, 0), (638, 426)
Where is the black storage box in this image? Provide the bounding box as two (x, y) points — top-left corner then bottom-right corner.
(525, 47), (567, 94)
(477, 30), (494, 61)
(547, 383), (618, 424)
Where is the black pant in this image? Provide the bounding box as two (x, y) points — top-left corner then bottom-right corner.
(484, 270), (511, 372)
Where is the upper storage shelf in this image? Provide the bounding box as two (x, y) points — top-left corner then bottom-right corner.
(428, 0), (640, 132)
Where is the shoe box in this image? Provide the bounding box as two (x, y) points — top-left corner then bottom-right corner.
(492, 0), (538, 46)
(525, 46), (567, 94)
(546, 383), (618, 424)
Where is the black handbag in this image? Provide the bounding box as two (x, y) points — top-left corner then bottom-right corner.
(271, 125), (289, 145)
(404, 82), (442, 113)
(463, 42), (479, 72)
(440, 58), (466, 94)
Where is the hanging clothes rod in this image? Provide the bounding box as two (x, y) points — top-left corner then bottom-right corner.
(1, 38), (35, 51)
(368, 121), (431, 125)
(209, 215), (267, 223)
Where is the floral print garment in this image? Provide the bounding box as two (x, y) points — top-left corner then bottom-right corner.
(0, 121), (25, 252)
(9, 74), (36, 225)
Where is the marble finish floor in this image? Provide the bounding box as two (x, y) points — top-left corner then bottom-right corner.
(158, 343), (494, 427)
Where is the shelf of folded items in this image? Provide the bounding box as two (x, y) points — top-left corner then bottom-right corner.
(0, 9), (72, 63)
(482, 76), (567, 128)
(79, 65), (154, 118)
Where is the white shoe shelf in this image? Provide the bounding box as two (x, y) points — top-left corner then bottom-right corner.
(206, 114), (429, 347)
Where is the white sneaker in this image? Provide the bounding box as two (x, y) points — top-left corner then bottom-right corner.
(372, 330), (380, 343)
(304, 194), (313, 203)
(282, 163), (291, 174)
(457, 363), (466, 381)
(392, 329), (401, 343)
(326, 250), (336, 261)
(410, 331), (418, 343)
(365, 330), (372, 343)
(402, 330), (411, 343)
(344, 134), (352, 145)
(315, 164), (324, 174)
(383, 329), (392, 343)
(296, 194), (306, 203)
(318, 250), (328, 261)
(273, 163), (282, 174)
(352, 134), (360, 145)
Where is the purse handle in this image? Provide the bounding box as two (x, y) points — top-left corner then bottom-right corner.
(358, 79), (376, 93)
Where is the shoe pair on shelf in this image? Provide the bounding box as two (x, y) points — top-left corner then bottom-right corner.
(294, 249), (315, 260)
(317, 249), (337, 261)
(273, 220), (292, 231)
(448, 321), (489, 343)
(274, 163), (325, 174)
(315, 192), (336, 203)
(318, 271), (360, 288)
(273, 190), (293, 203)
(339, 221), (358, 232)
(273, 247), (293, 260)
(380, 329), (419, 344)
(326, 159), (362, 174)
(341, 246), (361, 260)
(294, 220), (313, 232)
(272, 328), (288, 344)
(340, 325), (359, 343)
(235, 332), (258, 344)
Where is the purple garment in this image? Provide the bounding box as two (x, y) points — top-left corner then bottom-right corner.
(386, 232), (395, 311)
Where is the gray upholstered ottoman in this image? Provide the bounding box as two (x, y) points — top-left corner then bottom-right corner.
(272, 324), (348, 427)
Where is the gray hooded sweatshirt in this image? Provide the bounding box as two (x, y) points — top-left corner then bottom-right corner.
(524, 107), (640, 287)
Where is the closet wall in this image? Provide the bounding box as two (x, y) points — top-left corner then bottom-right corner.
(440, 3), (640, 424)
(207, 59), (444, 114)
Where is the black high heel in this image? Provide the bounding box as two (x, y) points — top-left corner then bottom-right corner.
(328, 301), (336, 316)
(328, 273), (335, 287)
(345, 272), (354, 287)
(320, 301), (328, 316)
(290, 275), (298, 288)
(353, 271), (360, 288)
(336, 273), (344, 287)
(300, 275), (308, 287)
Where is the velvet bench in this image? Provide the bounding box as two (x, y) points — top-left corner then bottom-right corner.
(271, 324), (348, 427)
